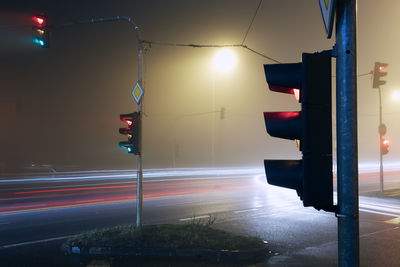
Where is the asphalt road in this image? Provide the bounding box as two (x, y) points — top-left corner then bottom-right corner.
(0, 167), (399, 266)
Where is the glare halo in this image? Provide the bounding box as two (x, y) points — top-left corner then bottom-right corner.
(213, 49), (236, 72)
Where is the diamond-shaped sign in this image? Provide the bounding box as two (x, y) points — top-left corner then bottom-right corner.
(132, 81), (144, 104)
(319, 0), (336, 38)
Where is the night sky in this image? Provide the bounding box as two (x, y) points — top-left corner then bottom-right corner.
(0, 0), (398, 172)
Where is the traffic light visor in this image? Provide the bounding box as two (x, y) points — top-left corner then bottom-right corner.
(264, 63), (302, 93)
(264, 160), (303, 196)
(264, 111), (302, 140)
(120, 113), (139, 125)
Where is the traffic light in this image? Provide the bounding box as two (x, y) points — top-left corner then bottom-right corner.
(32, 14), (49, 48)
(381, 138), (389, 155)
(373, 62), (388, 88)
(119, 112), (140, 155)
(263, 52), (334, 211)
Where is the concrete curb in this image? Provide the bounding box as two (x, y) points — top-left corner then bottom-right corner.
(61, 244), (269, 263)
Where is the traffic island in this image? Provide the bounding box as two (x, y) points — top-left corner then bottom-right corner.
(61, 222), (269, 265)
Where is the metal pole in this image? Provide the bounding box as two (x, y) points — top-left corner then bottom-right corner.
(336, 0), (360, 266)
(378, 87), (384, 192)
(136, 40), (143, 229)
(52, 16), (144, 228)
(212, 72), (216, 166)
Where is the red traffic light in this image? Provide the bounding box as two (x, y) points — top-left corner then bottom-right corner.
(121, 118), (133, 126)
(120, 113), (138, 126)
(381, 138), (389, 155)
(33, 15), (46, 27)
(119, 112), (140, 155)
(383, 139), (389, 145)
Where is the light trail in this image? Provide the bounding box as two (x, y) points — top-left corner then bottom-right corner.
(0, 169), (261, 215)
(0, 167), (264, 184)
(1, 167), (399, 220)
(359, 196), (400, 218)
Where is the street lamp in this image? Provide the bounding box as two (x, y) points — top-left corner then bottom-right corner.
(210, 48), (236, 165)
(213, 49), (236, 72)
(391, 90), (400, 101)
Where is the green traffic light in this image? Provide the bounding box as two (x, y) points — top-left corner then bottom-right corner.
(33, 37), (45, 47)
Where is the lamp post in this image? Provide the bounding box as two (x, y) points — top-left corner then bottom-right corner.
(212, 49), (236, 165)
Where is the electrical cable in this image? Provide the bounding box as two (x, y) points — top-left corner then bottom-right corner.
(141, 40), (281, 63)
(241, 0), (263, 45)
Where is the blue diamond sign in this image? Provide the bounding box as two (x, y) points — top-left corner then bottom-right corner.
(132, 81), (144, 104)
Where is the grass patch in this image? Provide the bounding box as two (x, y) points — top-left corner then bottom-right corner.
(66, 221), (266, 251)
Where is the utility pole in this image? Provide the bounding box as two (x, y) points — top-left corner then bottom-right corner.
(336, 0), (359, 266)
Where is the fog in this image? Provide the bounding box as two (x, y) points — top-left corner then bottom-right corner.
(0, 0), (399, 172)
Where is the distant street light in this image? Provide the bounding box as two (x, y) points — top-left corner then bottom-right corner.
(391, 90), (400, 100)
(213, 49), (236, 72)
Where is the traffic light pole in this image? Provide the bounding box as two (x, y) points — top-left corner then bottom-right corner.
(53, 16), (144, 229)
(336, 0), (360, 266)
(378, 87), (384, 192)
(137, 41), (144, 229)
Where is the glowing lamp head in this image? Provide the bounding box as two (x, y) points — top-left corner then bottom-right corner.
(383, 139), (389, 145)
(35, 28), (45, 35)
(120, 115), (133, 126)
(33, 15), (46, 27)
(392, 90), (400, 100)
(379, 65), (387, 72)
(214, 49), (236, 72)
(33, 37), (45, 47)
(295, 139), (301, 149)
(293, 88), (300, 101)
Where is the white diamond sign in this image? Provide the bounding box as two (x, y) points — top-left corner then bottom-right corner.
(132, 81), (144, 104)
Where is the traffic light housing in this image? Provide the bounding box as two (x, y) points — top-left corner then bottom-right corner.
(381, 138), (389, 155)
(119, 112), (140, 155)
(32, 14), (50, 48)
(263, 52), (334, 212)
(373, 62), (388, 88)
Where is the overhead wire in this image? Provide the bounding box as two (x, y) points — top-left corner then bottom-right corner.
(241, 0), (263, 45)
(140, 0), (281, 64)
(141, 40), (281, 63)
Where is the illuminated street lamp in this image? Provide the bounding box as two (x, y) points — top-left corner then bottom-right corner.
(213, 49), (236, 72)
(391, 90), (400, 100)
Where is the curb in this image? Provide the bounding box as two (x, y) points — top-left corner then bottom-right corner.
(61, 244), (269, 263)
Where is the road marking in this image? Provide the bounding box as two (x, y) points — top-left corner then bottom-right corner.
(233, 208), (258, 214)
(359, 226), (399, 238)
(179, 215), (210, 222)
(0, 235), (74, 249)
